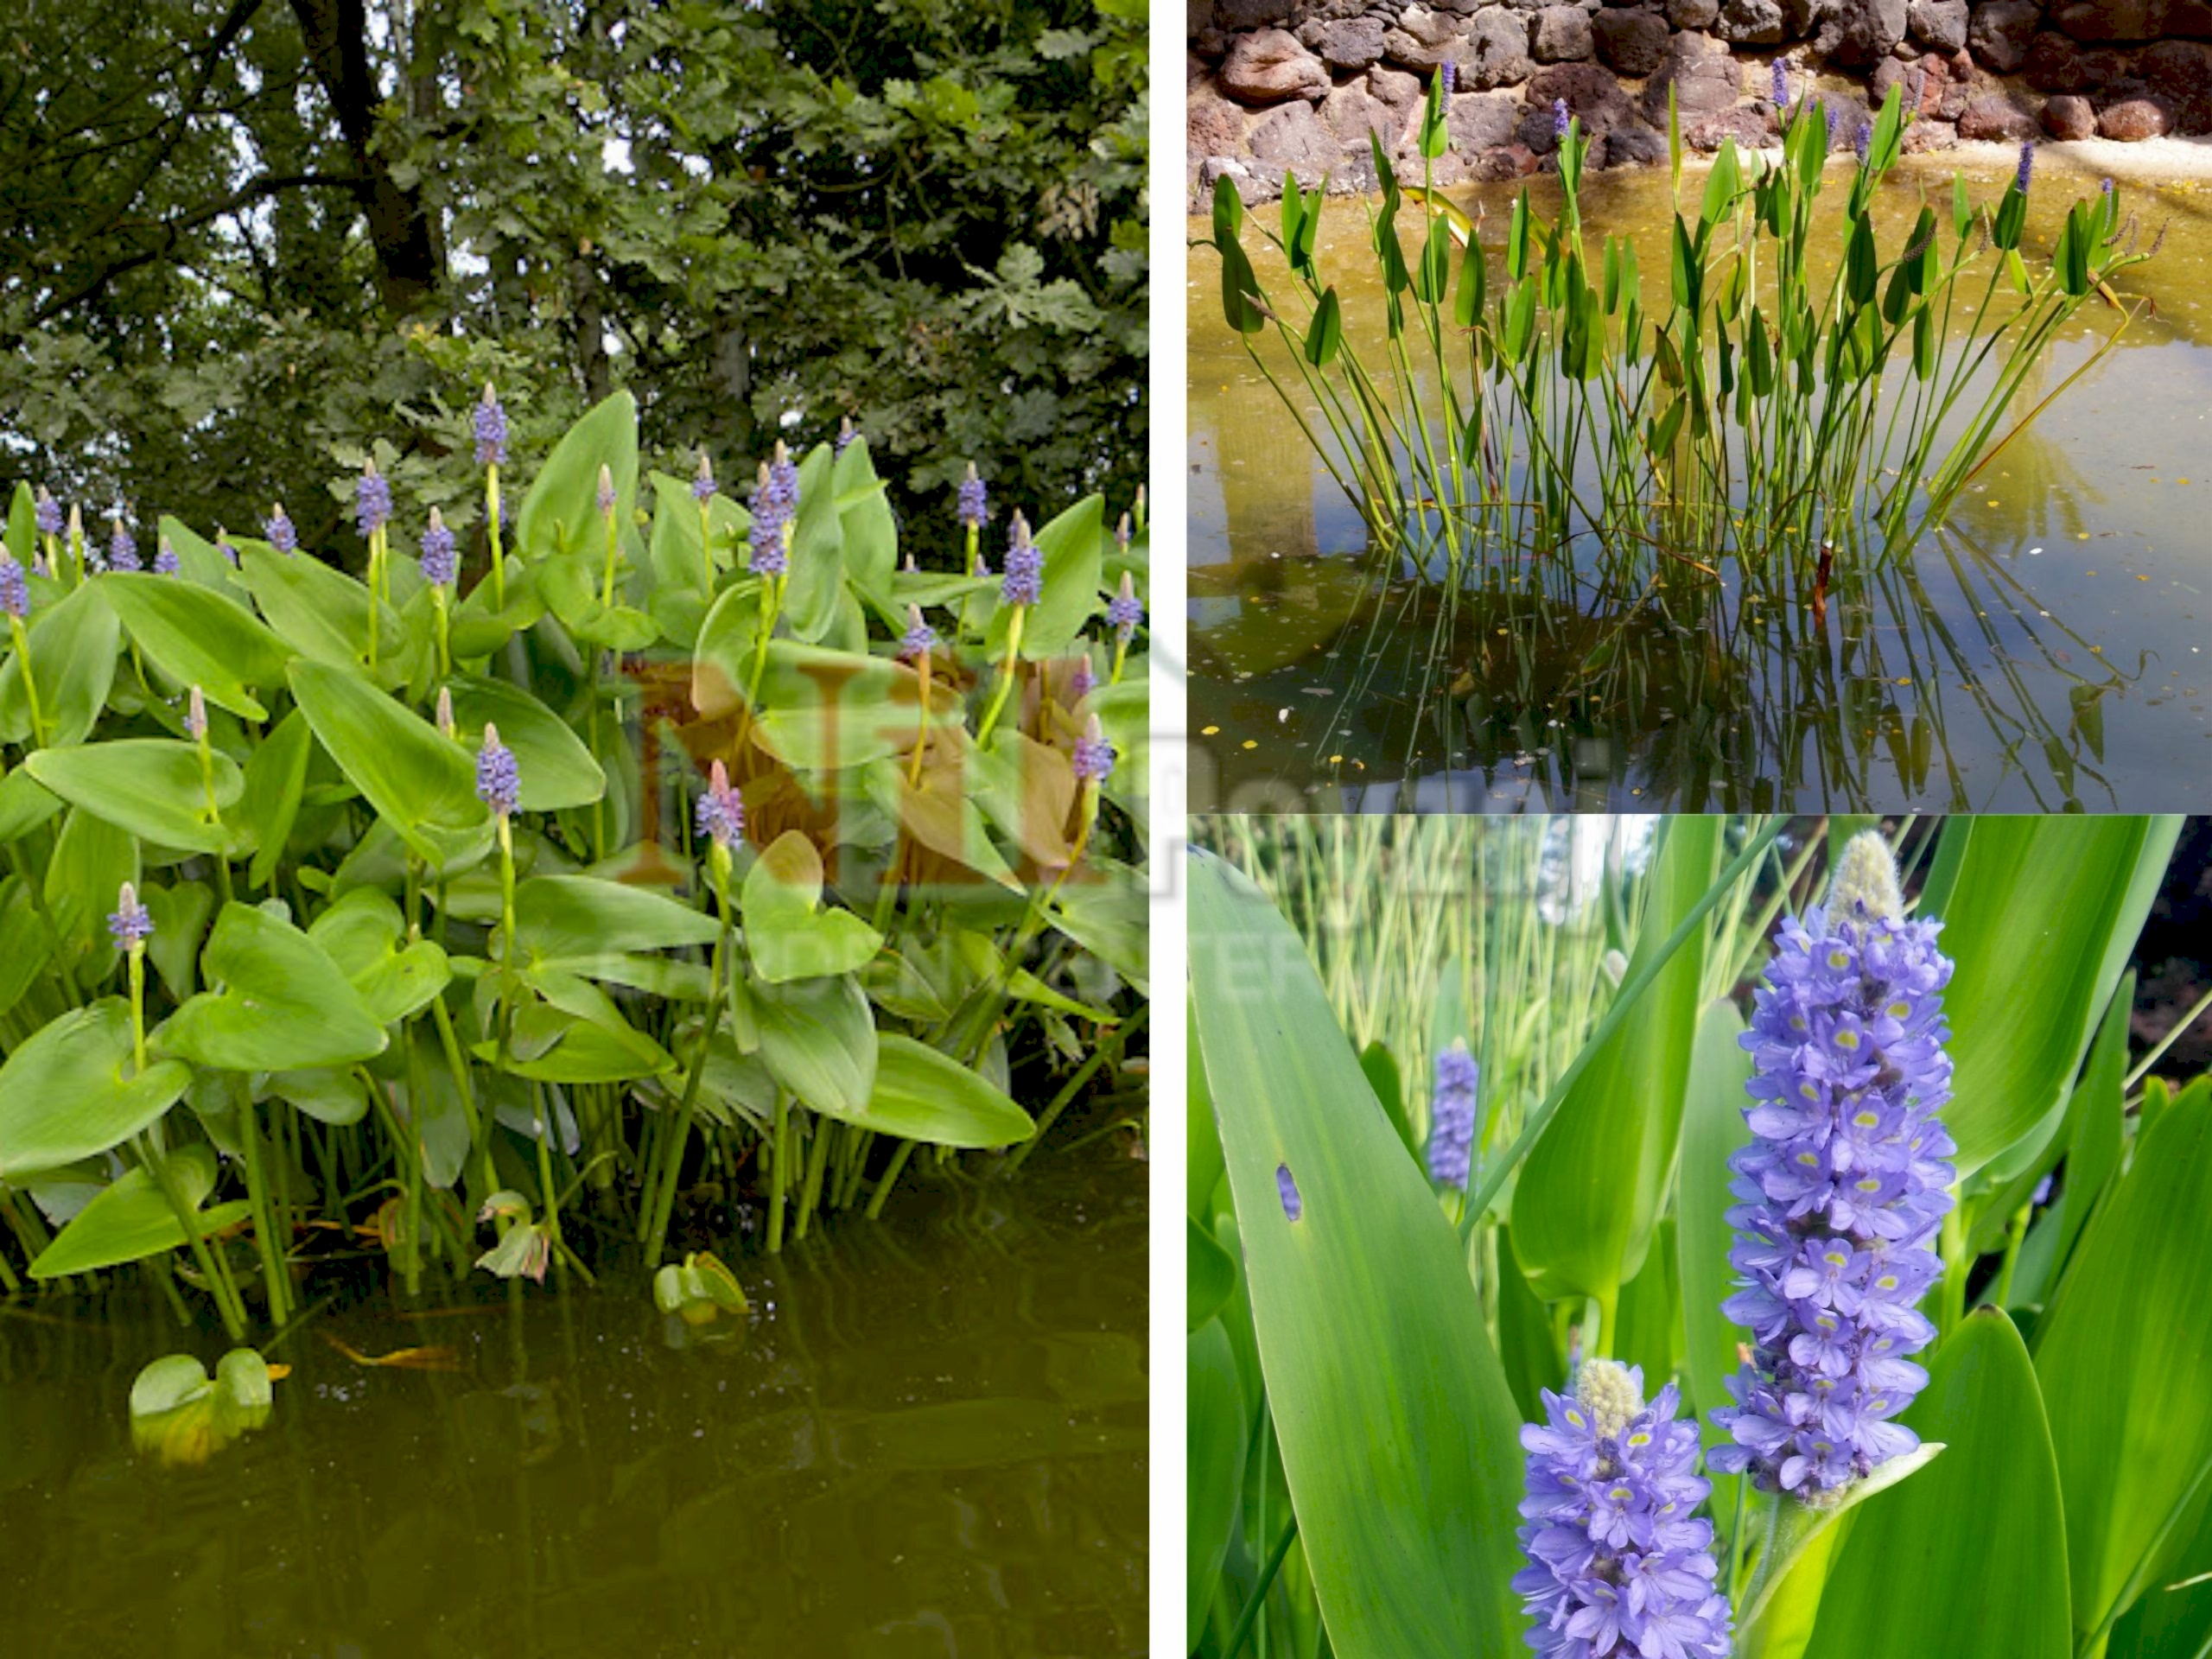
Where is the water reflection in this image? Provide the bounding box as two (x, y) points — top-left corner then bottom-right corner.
(1190, 154), (2212, 813)
(0, 1153), (1147, 1657)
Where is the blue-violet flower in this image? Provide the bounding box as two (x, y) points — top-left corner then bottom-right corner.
(902, 604), (938, 660)
(695, 758), (744, 849)
(475, 383), (508, 467)
(420, 507), (457, 586)
(1707, 829), (1955, 1498)
(1071, 716), (1116, 783)
(957, 462), (988, 531)
(1427, 1040), (1478, 1189)
(153, 538), (179, 575)
(34, 487), (61, 537)
(0, 553), (28, 618)
(266, 503), (298, 555)
(108, 881), (155, 951)
(476, 722), (520, 817)
(1107, 571), (1145, 638)
(1515, 1360), (1732, 1659)
(1001, 514), (1043, 608)
(357, 460), (391, 539)
(2016, 141), (2034, 195)
(109, 515), (139, 573)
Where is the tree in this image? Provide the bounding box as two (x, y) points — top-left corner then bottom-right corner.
(0, 0), (1147, 564)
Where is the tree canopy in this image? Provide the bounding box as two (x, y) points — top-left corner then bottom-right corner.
(0, 0), (1147, 564)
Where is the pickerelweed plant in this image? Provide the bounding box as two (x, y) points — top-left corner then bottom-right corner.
(1189, 815), (2204, 1659)
(0, 389), (1148, 1344)
(1209, 79), (2157, 586)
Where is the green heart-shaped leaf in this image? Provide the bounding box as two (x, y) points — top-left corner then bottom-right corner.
(159, 901), (388, 1071)
(0, 999), (191, 1177)
(742, 830), (882, 983)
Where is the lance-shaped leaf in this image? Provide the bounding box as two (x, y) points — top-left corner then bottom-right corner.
(27, 739), (244, 855)
(742, 830), (883, 984)
(99, 571), (291, 720)
(159, 901), (388, 1071)
(0, 579), (119, 747)
(1514, 815), (1721, 1317)
(444, 677), (605, 812)
(1802, 1310), (2069, 1659)
(237, 543), (396, 670)
(511, 874), (721, 965)
(1927, 815), (2178, 1180)
(816, 1033), (1033, 1147)
(753, 972), (878, 1119)
(0, 1000), (191, 1177)
(2036, 1076), (2212, 1646)
(516, 389), (638, 560)
(30, 1145), (251, 1278)
(1189, 1316), (1248, 1654)
(1189, 849), (1528, 1657)
(288, 658), (493, 872)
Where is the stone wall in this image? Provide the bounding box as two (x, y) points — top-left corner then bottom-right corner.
(1187, 0), (2212, 207)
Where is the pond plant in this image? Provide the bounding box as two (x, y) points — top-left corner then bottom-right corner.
(1189, 814), (2212, 1658)
(0, 390), (1148, 1346)
(1210, 81), (2155, 582)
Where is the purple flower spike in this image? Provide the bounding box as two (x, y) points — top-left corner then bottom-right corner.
(1440, 60), (1455, 98)
(0, 553), (28, 619)
(474, 383), (508, 467)
(475, 722), (520, 817)
(695, 758), (744, 849)
(901, 604), (938, 660)
(1516, 1360), (1732, 1659)
(2015, 142), (2034, 195)
(266, 503), (298, 555)
(1855, 120), (1872, 162)
(1001, 513), (1043, 608)
(356, 461), (391, 539)
(747, 446), (799, 576)
(1427, 1041), (1478, 1190)
(153, 538), (180, 575)
(596, 462), (617, 518)
(2101, 176), (2114, 197)
(957, 462), (988, 531)
(1069, 657), (1096, 699)
(215, 528), (239, 567)
(107, 882), (155, 952)
(836, 416), (859, 455)
(1071, 715), (1116, 783)
(1827, 104), (1842, 149)
(1707, 830), (1955, 1499)
(34, 487), (61, 537)
(1553, 97), (1570, 141)
(1106, 570), (1144, 638)
(693, 451), (717, 503)
(109, 515), (140, 573)
(420, 507), (457, 587)
(1772, 58), (1790, 109)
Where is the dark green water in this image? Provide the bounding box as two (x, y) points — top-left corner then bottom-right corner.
(1191, 155), (2212, 814)
(0, 1150), (1147, 1657)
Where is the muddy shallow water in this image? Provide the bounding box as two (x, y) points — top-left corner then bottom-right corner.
(0, 1149), (1147, 1658)
(1189, 150), (2212, 813)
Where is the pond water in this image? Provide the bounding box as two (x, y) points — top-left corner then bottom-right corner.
(1189, 151), (2212, 814)
(0, 1149), (1147, 1657)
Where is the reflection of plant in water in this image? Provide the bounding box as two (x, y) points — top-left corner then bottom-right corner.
(128, 1345), (282, 1466)
(1269, 520), (2132, 810)
(1211, 78), (2154, 579)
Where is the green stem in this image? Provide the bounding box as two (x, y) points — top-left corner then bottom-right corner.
(10, 614), (47, 751)
(137, 1132), (247, 1340)
(796, 1111), (832, 1242)
(975, 606), (1027, 746)
(233, 1080), (293, 1325)
(1223, 1516), (1300, 1659)
(766, 1088), (790, 1253)
(486, 464), (506, 607)
(864, 1140), (915, 1220)
(642, 918), (730, 1258)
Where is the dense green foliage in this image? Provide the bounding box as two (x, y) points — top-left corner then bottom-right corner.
(1187, 817), (2211, 1659)
(0, 0), (1147, 555)
(0, 391), (1149, 1339)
